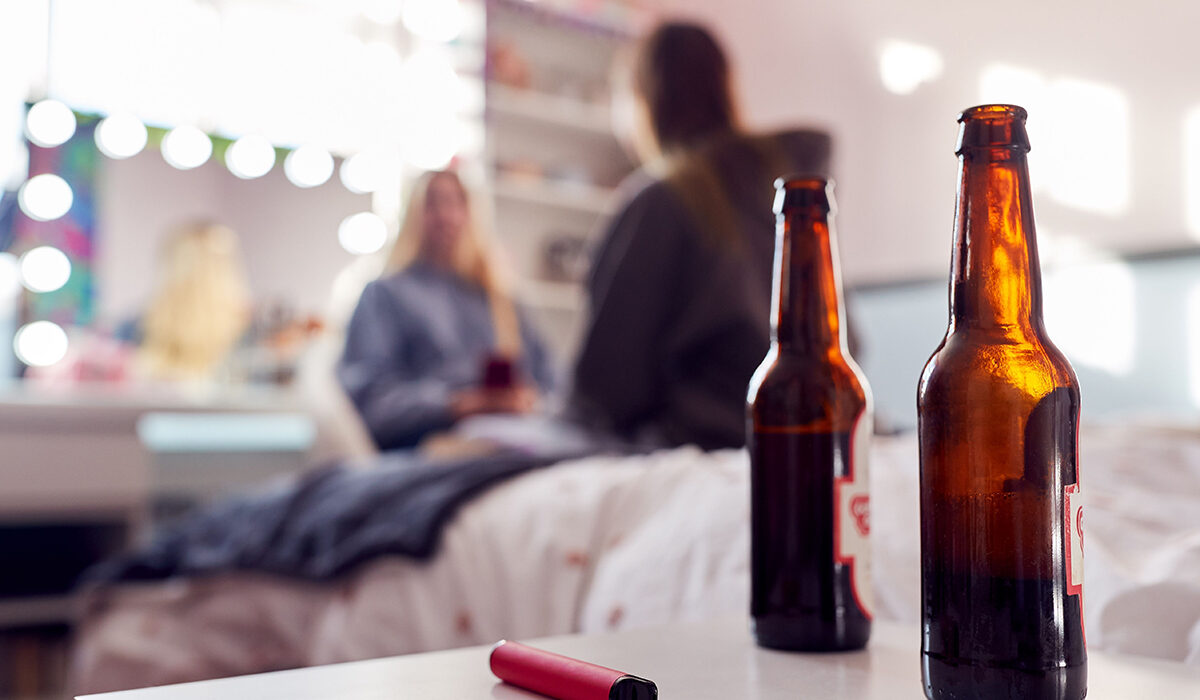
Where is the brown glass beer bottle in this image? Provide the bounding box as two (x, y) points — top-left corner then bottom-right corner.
(918, 105), (1086, 699)
(747, 177), (873, 651)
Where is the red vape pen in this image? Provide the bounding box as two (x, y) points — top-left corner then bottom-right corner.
(489, 640), (658, 700)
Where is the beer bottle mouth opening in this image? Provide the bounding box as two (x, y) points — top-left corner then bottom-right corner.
(774, 175), (835, 215)
(956, 104), (1031, 154)
(958, 104), (1028, 123)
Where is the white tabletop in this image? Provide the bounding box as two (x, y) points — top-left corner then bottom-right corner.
(78, 618), (1200, 699)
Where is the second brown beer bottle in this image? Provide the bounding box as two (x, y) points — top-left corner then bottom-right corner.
(747, 177), (873, 651)
(918, 105), (1086, 699)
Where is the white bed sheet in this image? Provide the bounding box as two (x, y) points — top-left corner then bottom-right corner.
(71, 423), (1200, 694)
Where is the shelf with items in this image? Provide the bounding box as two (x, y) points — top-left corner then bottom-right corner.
(493, 174), (616, 216)
(487, 82), (613, 135)
(487, 0), (637, 90)
(519, 278), (586, 312)
(484, 0), (642, 362)
(497, 211), (594, 313)
(488, 0), (643, 40)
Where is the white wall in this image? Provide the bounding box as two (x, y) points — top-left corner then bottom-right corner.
(644, 0), (1200, 284)
(853, 254), (1200, 429)
(97, 152), (370, 322)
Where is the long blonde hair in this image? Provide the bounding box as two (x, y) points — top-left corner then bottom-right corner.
(384, 171), (522, 355)
(140, 222), (251, 379)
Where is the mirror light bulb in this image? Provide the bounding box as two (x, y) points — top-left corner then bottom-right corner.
(162, 126), (213, 170)
(96, 113), (149, 159)
(25, 100), (77, 148)
(18, 175), (74, 222)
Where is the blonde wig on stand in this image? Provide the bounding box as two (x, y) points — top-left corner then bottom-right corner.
(140, 222), (251, 380)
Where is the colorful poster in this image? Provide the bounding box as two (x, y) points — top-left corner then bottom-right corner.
(12, 117), (97, 326)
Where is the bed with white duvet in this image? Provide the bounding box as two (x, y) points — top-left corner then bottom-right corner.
(71, 420), (1200, 694)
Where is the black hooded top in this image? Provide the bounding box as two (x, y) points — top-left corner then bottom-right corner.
(569, 129), (833, 450)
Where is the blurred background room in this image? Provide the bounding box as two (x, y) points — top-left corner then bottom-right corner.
(0, 0), (1198, 698)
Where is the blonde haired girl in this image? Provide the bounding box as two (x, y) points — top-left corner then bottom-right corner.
(338, 170), (555, 450)
(384, 170), (522, 357)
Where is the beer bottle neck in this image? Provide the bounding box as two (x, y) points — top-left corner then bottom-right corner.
(950, 112), (1045, 336)
(773, 208), (846, 355)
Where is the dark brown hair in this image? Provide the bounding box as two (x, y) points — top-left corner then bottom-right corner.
(634, 22), (739, 156)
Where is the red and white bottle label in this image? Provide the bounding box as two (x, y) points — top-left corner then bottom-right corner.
(835, 413), (872, 619)
(1065, 482), (1083, 596)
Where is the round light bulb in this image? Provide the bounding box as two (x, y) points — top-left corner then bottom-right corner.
(18, 174), (74, 222)
(339, 152), (388, 194)
(25, 100), (77, 148)
(162, 126), (213, 170)
(14, 320), (69, 367)
(402, 0), (464, 43)
(284, 146), (334, 188)
(403, 116), (462, 171)
(95, 113), (148, 159)
(337, 212), (388, 255)
(19, 246), (72, 293)
(226, 134), (276, 179)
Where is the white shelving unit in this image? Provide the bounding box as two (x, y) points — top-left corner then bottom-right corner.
(484, 0), (642, 364)
(488, 83), (614, 135)
(520, 277), (586, 312)
(493, 175), (615, 216)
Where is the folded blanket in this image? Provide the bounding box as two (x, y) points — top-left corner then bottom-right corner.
(85, 447), (596, 584)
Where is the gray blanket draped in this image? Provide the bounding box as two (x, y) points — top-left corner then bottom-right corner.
(83, 447), (602, 585)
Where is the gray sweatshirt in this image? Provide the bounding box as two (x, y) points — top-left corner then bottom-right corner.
(339, 262), (555, 450)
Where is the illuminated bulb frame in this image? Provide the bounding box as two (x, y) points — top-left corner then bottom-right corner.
(340, 152), (386, 194)
(18, 174), (74, 222)
(19, 246), (72, 294)
(13, 320), (70, 368)
(225, 135), (277, 179)
(338, 212), (389, 255)
(95, 113), (149, 159)
(25, 100), (78, 148)
(284, 146), (335, 188)
(162, 126), (213, 170)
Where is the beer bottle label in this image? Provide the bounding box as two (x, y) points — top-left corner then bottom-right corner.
(1065, 482), (1083, 595)
(835, 412), (872, 619)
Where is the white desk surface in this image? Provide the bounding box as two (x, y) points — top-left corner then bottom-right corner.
(79, 617), (1200, 699)
(0, 383), (313, 518)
